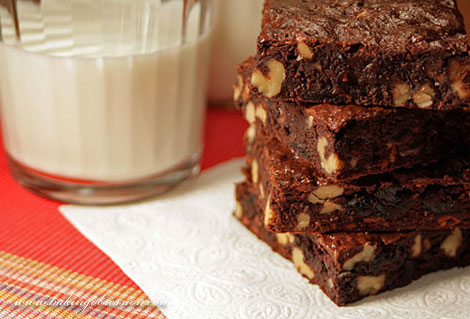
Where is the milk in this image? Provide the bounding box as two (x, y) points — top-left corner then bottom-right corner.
(0, 1), (211, 182)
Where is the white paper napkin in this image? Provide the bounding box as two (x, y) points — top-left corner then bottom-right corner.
(61, 159), (470, 319)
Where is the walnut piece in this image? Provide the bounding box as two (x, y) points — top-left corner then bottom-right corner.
(423, 239), (431, 251)
(259, 183), (265, 199)
(264, 194), (275, 226)
(450, 59), (470, 101)
(297, 41), (314, 60)
(255, 104), (267, 125)
(277, 107), (286, 124)
(319, 201), (343, 214)
(306, 115), (314, 129)
(411, 234), (422, 258)
(233, 86), (242, 102)
(412, 84), (435, 108)
(251, 159), (259, 184)
(245, 125), (256, 144)
(244, 101), (256, 124)
(327, 278), (334, 289)
(296, 213), (310, 230)
(308, 185), (345, 204)
(251, 59), (286, 98)
(317, 137), (344, 175)
(440, 227), (462, 257)
(242, 83), (250, 101)
(233, 74), (243, 101)
(234, 201), (243, 219)
(357, 274), (386, 296)
(392, 82), (411, 106)
(350, 158), (359, 168)
(292, 247), (315, 280)
(356, 10), (368, 18)
(276, 233), (295, 246)
(343, 243), (376, 271)
(307, 185), (345, 214)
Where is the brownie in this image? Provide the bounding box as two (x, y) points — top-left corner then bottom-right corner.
(235, 58), (470, 182)
(248, 0), (470, 109)
(245, 132), (470, 233)
(234, 182), (470, 306)
(465, 108), (470, 147)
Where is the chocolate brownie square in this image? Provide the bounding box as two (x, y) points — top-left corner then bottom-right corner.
(245, 132), (470, 233)
(235, 58), (470, 182)
(234, 181), (470, 306)
(249, 0), (470, 109)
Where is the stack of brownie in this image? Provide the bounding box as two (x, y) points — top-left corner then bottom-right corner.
(232, 0), (470, 306)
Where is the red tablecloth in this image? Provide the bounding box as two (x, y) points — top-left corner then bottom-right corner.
(0, 108), (247, 317)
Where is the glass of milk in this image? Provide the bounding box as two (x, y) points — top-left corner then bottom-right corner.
(0, 0), (213, 204)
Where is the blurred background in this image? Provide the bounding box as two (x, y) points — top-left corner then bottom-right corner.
(458, 0), (470, 33)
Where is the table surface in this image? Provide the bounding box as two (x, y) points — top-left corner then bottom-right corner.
(0, 107), (247, 318)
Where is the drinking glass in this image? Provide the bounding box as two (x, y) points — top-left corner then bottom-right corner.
(0, 0), (213, 204)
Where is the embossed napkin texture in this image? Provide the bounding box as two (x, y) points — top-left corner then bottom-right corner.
(61, 159), (470, 319)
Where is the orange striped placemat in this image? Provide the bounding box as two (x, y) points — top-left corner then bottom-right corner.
(0, 109), (248, 318)
(0, 251), (166, 318)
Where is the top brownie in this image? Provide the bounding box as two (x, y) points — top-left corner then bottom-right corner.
(250, 0), (470, 109)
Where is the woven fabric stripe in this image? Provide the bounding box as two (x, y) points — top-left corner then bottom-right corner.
(0, 251), (166, 318)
